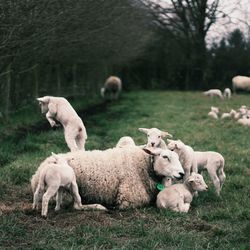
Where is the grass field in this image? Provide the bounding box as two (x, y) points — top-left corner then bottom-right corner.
(0, 91), (250, 249)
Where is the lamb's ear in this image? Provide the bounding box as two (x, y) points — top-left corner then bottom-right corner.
(143, 147), (162, 156)
(167, 139), (173, 143)
(37, 96), (49, 103)
(51, 152), (59, 161)
(138, 128), (149, 134)
(161, 131), (173, 138)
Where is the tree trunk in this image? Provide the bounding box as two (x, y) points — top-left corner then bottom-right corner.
(34, 64), (39, 98)
(3, 63), (12, 118)
(72, 63), (77, 94)
(56, 64), (61, 95)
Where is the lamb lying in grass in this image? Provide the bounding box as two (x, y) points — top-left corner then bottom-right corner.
(116, 136), (136, 148)
(138, 128), (172, 149)
(156, 173), (208, 213)
(194, 151), (225, 195)
(208, 106), (219, 119)
(32, 153), (107, 217)
(203, 89), (223, 100)
(37, 96), (87, 152)
(31, 147), (184, 210)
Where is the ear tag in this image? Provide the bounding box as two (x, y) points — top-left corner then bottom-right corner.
(156, 183), (165, 191)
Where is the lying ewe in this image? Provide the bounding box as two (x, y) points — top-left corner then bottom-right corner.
(237, 116), (250, 126)
(156, 173), (208, 213)
(138, 128), (172, 149)
(32, 153), (106, 217)
(203, 89), (224, 100)
(37, 96), (87, 152)
(223, 88), (232, 99)
(101, 76), (122, 100)
(232, 75), (250, 93)
(116, 136), (136, 148)
(208, 106), (219, 119)
(31, 147), (184, 210)
(194, 151), (225, 195)
(167, 139), (198, 179)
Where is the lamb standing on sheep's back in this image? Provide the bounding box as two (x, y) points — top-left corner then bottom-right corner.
(31, 147), (184, 210)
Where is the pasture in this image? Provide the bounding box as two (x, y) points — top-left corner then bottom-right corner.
(0, 91), (249, 249)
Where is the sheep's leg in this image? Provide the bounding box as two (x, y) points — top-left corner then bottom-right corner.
(64, 128), (78, 152)
(76, 134), (86, 151)
(46, 112), (56, 127)
(33, 185), (44, 210)
(178, 199), (190, 213)
(218, 167), (226, 189)
(55, 190), (63, 211)
(71, 180), (83, 210)
(42, 186), (58, 217)
(207, 167), (221, 195)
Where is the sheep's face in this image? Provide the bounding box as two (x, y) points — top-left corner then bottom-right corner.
(144, 148), (184, 180)
(51, 152), (69, 167)
(187, 173), (208, 192)
(211, 106), (219, 114)
(37, 97), (50, 113)
(167, 139), (184, 152)
(138, 127), (172, 148)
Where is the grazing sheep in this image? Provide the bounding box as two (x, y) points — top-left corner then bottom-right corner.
(194, 151), (225, 195)
(101, 76), (122, 100)
(223, 88), (232, 99)
(116, 136), (136, 148)
(232, 76), (250, 93)
(208, 106), (219, 119)
(167, 139), (198, 179)
(203, 89), (224, 100)
(31, 147), (184, 210)
(37, 96), (87, 152)
(156, 173), (208, 213)
(138, 128), (172, 149)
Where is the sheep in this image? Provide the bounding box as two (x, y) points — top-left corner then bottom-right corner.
(138, 128), (172, 149)
(31, 147), (185, 210)
(194, 151), (225, 195)
(221, 113), (231, 119)
(100, 76), (122, 100)
(116, 136), (136, 148)
(237, 116), (250, 126)
(232, 76), (250, 93)
(156, 172), (208, 213)
(37, 96), (87, 152)
(203, 89), (224, 100)
(167, 139), (198, 179)
(208, 106), (219, 119)
(223, 88), (232, 99)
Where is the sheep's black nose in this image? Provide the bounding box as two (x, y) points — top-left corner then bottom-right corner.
(179, 172), (185, 178)
(151, 143), (155, 147)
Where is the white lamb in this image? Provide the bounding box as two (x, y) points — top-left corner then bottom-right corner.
(116, 136), (136, 148)
(31, 147), (184, 210)
(101, 76), (122, 100)
(203, 89), (224, 100)
(194, 151), (225, 195)
(237, 116), (250, 127)
(223, 88), (232, 99)
(208, 106), (219, 119)
(232, 76), (250, 93)
(32, 153), (106, 217)
(37, 96), (87, 152)
(156, 172), (208, 213)
(138, 127), (172, 149)
(167, 139), (198, 179)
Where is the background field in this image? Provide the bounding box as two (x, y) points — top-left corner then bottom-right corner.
(0, 91), (249, 249)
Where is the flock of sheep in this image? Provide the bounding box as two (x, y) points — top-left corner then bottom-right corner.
(31, 75), (232, 217)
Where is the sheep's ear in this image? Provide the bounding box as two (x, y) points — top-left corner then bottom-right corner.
(143, 147), (161, 156)
(161, 131), (172, 138)
(167, 139), (173, 143)
(37, 96), (49, 103)
(138, 128), (149, 134)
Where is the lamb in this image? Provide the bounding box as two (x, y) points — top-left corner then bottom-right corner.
(208, 106), (219, 119)
(194, 151), (225, 195)
(203, 89), (224, 100)
(223, 88), (232, 99)
(156, 172), (208, 213)
(116, 136), (136, 148)
(37, 96), (87, 152)
(138, 128), (172, 149)
(237, 116), (250, 126)
(100, 76), (122, 100)
(167, 139), (198, 179)
(32, 153), (106, 217)
(31, 147), (184, 210)
(232, 76), (250, 93)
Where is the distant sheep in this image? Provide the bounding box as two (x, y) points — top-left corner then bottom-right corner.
(232, 76), (250, 92)
(37, 96), (87, 152)
(116, 136), (136, 148)
(237, 116), (250, 126)
(156, 173), (208, 213)
(223, 88), (232, 99)
(208, 106), (219, 119)
(203, 89), (223, 100)
(101, 76), (122, 100)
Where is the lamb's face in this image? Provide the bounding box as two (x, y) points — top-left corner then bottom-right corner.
(167, 139), (184, 152)
(211, 106), (219, 114)
(37, 97), (49, 114)
(187, 173), (208, 192)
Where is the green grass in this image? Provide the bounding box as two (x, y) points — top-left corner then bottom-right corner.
(0, 91), (250, 249)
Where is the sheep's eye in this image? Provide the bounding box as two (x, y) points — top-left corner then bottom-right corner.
(147, 134), (149, 137)
(162, 155), (170, 160)
(158, 136), (161, 138)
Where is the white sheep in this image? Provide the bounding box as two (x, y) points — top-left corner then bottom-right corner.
(31, 147), (184, 210)
(100, 76), (122, 100)
(37, 96), (87, 152)
(116, 136), (136, 148)
(203, 89), (224, 100)
(194, 151), (225, 195)
(156, 172), (208, 213)
(208, 106), (219, 119)
(237, 116), (250, 126)
(138, 127), (172, 149)
(167, 139), (198, 179)
(232, 76), (250, 93)
(223, 88), (232, 99)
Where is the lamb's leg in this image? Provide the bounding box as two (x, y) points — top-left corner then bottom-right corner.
(46, 112), (56, 127)
(33, 185), (44, 210)
(218, 167), (226, 189)
(76, 132), (86, 151)
(64, 127), (78, 152)
(178, 199), (190, 213)
(55, 190), (63, 211)
(207, 167), (221, 195)
(42, 186), (58, 217)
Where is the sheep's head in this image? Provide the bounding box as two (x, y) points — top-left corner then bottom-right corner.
(211, 106), (219, 114)
(51, 152), (69, 167)
(138, 127), (172, 148)
(167, 139), (185, 152)
(186, 172), (208, 192)
(37, 96), (50, 113)
(143, 147), (184, 180)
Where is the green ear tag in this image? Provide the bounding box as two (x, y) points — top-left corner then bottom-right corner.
(156, 183), (165, 191)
